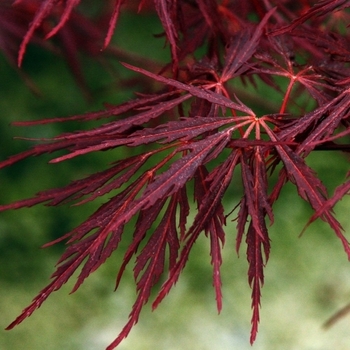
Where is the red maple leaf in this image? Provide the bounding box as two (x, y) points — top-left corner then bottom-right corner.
(1, 1), (350, 349)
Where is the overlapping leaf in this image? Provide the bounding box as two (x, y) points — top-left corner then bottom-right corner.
(271, 0), (350, 36)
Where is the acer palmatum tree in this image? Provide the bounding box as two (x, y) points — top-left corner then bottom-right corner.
(1, 0), (350, 349)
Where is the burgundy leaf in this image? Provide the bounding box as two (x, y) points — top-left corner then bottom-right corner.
(246, 222), (268, 344)
(263, 122), (350, 258)
(304, 177), (350, 231)
(153, 150), (239, 310)
(122, 62), (255, 115)
(107, 195), (180, 349)
(154, 0), (179, 72)
(239, 145), (272, 342)
(0, 152), (152, 210)
(44, 0), (81, 40)
(17, 0), (56, 66)
(12, 91), (183, 126)
(240, 149), (272, 242)
(103, 0), (123, 48)
(208, 216), (225, 312)
(195, 0), (227, 37)
(114, 199), (165, 284)
(221, 8), (276, 82)
(133, 131), (234, 211)
(271, 0), (350, 36)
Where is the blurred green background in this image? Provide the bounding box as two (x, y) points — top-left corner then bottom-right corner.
(1, 9), (350, 350)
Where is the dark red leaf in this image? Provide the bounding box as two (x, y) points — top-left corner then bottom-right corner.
(263, 122), (350, 258)
(271, 0), (349, 36)
(153, 150), (239, 310)
(221, 8), (276, 82)
(17, 0), (56, 66)
(304, 177), (350, 233)
(121, 62), (255, 115)
(103, 0), (123, 48)
(107, 195), (180, 349)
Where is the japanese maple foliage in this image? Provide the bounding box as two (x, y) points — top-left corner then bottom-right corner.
(1, 0), (350, 349)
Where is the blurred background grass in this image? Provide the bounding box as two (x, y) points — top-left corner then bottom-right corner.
(1, 8), (350, 350)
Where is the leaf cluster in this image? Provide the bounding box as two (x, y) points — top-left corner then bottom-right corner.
(1, 1), (350, 349)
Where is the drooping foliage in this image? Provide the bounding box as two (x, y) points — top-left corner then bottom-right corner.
(1, 1), (350, 349)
